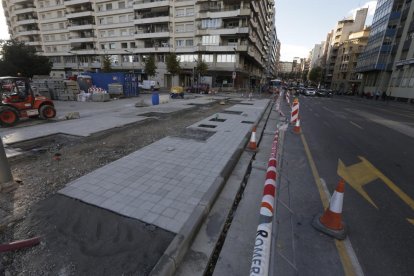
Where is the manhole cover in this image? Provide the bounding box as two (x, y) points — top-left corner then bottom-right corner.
(210, 118), (226, 122)
(198, 124), (217, 128)
(220, 110), (243, 115)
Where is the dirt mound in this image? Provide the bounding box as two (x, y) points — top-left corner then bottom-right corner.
(4, 195), (174, 275)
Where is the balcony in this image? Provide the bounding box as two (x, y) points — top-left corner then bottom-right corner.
(64, 0), (90, 6)
(134, 16), (170, 25)
(251, 1), (259, 13)
(133, 0), (171, 9)
(385, 28), (396, 37)
(66, 11), (94, 19)
(68, 24), (95, 31)
(13, 7), (36, 16)
(15, 30), (40, 36)
(198, 8), (241, 19)
(134, 31), (170, 39)
(402, 39), (412, 51)
(389, 11), (401, 21)
(69, 35), (95, 43)
(196, 26), (248, 36)
(15, 19), (37, 26)
(380, 44), (392, 52)
(409, 21), (414, 32)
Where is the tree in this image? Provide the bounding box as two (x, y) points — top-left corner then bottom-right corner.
(195, 58), (208, 79)
(165, 53), (181, 86)
(0, 39), (52, 77)
(144, 55), (157, 78)
(102, 54), (112, 72)
(309, 66), (322, 84)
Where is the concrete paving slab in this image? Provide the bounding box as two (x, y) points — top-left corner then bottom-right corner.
(59, 99), (270, 234)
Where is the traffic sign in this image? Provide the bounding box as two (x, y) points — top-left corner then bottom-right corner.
(232, 71), (236, 79)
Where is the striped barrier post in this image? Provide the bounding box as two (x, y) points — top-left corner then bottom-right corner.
(250, 131), (279, 276)
(290, 98), (299, 124)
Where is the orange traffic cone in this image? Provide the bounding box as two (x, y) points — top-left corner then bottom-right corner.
(293, 118), (301, 134)
(312, 179), (347, 240)
(247, 126), (258, 151)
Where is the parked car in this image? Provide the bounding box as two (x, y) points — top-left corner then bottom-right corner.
(186, 83), (210, 94)
(140, 80), (159, 91)
(305, 88), (316, 96)
(170, 86), (184, 99)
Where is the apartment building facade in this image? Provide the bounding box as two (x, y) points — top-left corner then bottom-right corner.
(331, 27), (370, 94)
(386, 0), (414, 100)
(325, 8), (368, 88)
(356, 0), (404, 95)
(2, 0), (276, 89)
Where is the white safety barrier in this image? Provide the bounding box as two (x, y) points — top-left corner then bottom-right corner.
(250, 130), (280, 276)
(159, 95), (170, 104)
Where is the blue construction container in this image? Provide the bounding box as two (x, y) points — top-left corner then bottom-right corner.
(82, 72), (139, 97)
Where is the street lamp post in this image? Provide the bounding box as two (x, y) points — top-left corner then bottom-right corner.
(68, 51), (79, 75)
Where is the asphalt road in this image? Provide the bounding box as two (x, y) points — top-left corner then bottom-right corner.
(298, 95), (414, 276)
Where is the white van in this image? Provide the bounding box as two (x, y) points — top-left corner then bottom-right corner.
(140, 80), (159, 90)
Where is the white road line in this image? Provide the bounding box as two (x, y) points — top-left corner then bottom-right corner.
(320, 179), (364, 276)
(322, 106), (335, 113)
(350, 121), (363, 129)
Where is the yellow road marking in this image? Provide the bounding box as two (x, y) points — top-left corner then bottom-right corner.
(301, 134), (357, 276)
(338, 157), (414, 211)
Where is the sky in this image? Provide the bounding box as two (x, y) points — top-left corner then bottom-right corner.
(0, 1), (377, 60)
(277, 0), (377, 61)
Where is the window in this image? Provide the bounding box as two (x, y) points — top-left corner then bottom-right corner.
(60, 34), (66, 40)
(106, 3), (112, 10)
(57, 11), (62, 17)
(108, 30), (115, 36)
(176, 24), (185, 33)
(202, 54), (213, 62)
(120, 29), (128, 36)
(59, 22), (64, 29)
(121, 42), (127, 48)
(157, 54), (165, 62)
(107, 17), (113, 24)
(100, 31), (107, 37)
(217, 54), (235, 63)
(176, 8), (185, 17)
(186, 8), (194, 16)
(202, 35), (219, 46)
(99, 18), (105, 24)
(202, 19), (221, 29)
(130, 42), (136, 48)
(109, 43), (116, 49)
(119, 1), (125, 9)
(178, 55), (196, 62)
(98, 5), (103, 11)
(119, 15), (127, 23)
(186, 23), (194, 32)
(176, 39), (185, 47)
(186, 39), (193, 47)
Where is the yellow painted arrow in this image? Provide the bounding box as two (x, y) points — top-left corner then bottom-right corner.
(337, 157), (414, 215)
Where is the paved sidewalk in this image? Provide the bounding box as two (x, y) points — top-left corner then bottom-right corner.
(0, 96), (220, 145)
(213, 97), (346, 275)
(59, 100), (269, 233)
